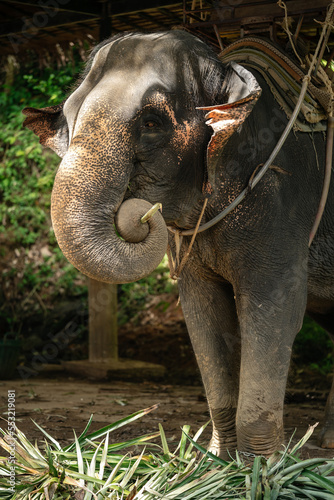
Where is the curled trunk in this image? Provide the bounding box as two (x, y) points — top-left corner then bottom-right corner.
(51, 146), (168, 284)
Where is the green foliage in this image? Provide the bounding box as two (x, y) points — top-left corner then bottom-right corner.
(118, 256), (177, 326)
(295, 317), (333, 375)
(0, 55), (86, 334)
(1, 411), (334, 499)
(0, 59), (83, 247)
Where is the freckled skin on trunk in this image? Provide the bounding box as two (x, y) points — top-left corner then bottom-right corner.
(51, 138), (168, 284)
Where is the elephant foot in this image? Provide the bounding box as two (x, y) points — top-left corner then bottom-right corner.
(318, 428), (334, 449)
(208, 436), (237, 461)
(208, 407), (237, 459)
(237, 415), (284, 457)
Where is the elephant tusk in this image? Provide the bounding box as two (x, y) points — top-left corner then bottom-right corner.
(141, 203), (162, 224)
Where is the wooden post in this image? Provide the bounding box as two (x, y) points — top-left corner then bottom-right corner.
(88, 279), (118, 362)
(99, 0), (112, 41)
(63, 278), (165, 379)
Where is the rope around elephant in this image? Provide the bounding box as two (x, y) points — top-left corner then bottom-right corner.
(167, 0), (334, 279)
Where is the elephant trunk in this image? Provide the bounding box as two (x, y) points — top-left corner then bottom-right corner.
(51, 142), (168, 284)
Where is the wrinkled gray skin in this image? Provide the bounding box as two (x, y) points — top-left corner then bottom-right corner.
(23, 31), (334, 457)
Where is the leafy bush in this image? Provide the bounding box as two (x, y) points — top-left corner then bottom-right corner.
(0, 59), (83, 247)
(0, 55), (86, 334)
(0, 54), (177, 339)
(294, 317), (333, 375)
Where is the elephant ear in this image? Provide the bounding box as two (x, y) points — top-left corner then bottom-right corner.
(22, 102), (68, 158)
(199, 62), (262, 194)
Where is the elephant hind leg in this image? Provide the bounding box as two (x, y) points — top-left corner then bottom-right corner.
(309, 311), (334, 448)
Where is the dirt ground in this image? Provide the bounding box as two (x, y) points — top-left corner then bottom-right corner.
(1, 294), (334, 461)
(1, 375), (333, 461)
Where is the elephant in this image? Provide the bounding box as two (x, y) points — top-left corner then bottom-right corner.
(23, 30), (334, 457)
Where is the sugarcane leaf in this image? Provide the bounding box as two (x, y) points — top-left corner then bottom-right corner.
(184, 420), (210, 460)
(120, 449), (146, 489)
(158, 424), (170, 458)
(289, 423), (318, 456)
(182, 431), (229, 467)
(98, 433), (109, 480)
(275, 458), (328, 482)
(263, 480), (272, 500)
(107, 432), (160, 452)
(250, 456), (261, 500)
(177, 425), (191, 459)
(31, 421), (62, 452)
(288, 483), (317, 499)
(45, 445), (58, 477)
(83, 405), (158, 444)
(64, 414), (94, 453)
(303, 470), (334, 494)
(74, 432), (85, 487)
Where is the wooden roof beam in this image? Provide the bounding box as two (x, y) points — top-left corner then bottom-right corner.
(137, 11), (170, 29)
(2, 0), (100, 16)
(158, 7), (183, 24)
(0, 11), (98, 38)
(110, 1), (183, 17)
(113, 14), (144, 32)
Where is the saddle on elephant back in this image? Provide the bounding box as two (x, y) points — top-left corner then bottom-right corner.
(219, 36), (334, 133)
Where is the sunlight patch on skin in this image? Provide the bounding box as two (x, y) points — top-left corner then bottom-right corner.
(172, 120), (203, 155)
(142, 93), (179, 128)
(206, 118), (236, 133)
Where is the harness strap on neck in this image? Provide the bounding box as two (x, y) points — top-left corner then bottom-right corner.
(166, 2), (334, 277)
(167, 198), (208, 280)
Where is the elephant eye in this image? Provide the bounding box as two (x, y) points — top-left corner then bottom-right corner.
(144, 120), (159, 129)
(140, 114), (163, 131)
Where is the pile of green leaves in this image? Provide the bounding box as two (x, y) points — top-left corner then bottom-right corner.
(1, 407), (334, 499)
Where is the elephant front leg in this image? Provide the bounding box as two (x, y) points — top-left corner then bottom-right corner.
(178, 271), (240, 457)
(235, 270), (307, 456)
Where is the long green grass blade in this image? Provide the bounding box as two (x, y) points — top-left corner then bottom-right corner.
(274, 458), (328, 482)
(289, 423), (318, 456)
(64, 414), (94, 452)
(74, 431), (85, 487)
(98, 432), (109, 480)
(31, 420), (62, 452)
(184, 420), (210, 460)
(288, 484), (318, 499)
(159, 424), (170, 457)
(181, 431), (229, 467)
(303, 470), (334, 494)
(178, 425), (191, 459)
(250, 456), (261, 500)
(83, 405), (158, 444)
(120, 449), (146, 490)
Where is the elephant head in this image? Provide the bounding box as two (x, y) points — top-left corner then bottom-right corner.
(23, 31), (261, 284)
